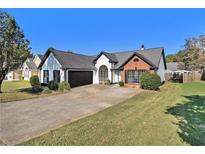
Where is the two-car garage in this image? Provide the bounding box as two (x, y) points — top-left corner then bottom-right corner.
(68, 71), (93, 88)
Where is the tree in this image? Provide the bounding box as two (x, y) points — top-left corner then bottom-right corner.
(181, 35), (205, 70)
(165, 54), (177, 63)
(165, 34), (205, 71)
(0, 10), (30, 93)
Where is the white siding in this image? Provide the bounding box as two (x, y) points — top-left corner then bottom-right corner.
(156, 55), (166, 82)
(112, 70), (120, 83)
(93, 54), (112, 84)
(40, 53), (65, 83)
(22, 63), (31, 80)
(4, 72), (14, 81)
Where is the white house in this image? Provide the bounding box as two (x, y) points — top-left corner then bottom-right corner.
(38, 47), (167, 87)
(22, 54), (43, 80)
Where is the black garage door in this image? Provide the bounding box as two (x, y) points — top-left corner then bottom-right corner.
(68, 71), (93, 88)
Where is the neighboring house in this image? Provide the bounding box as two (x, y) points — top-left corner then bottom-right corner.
(39, 47), (167, 87)
(4, 72), (14, 81)
(166, 62), (186, 74)
(22, 54), (43, 80)
(4, 70), (23, 81)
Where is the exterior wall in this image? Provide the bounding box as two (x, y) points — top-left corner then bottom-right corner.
(120, 55), (151, 83)
(156, 55), (166, 82)
(22, 63), (31, 80)
(93, 54), (112, 84)
(4, 72), (14, 81)
(40, 53), (65, 83)
(112, 70), (121, 83)
(13, 70), (22, 80)
(33, 55), (42, 67)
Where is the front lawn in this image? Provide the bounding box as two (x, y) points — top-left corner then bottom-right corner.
(20, 82), (205, 145)
(0, 80), (60, 103)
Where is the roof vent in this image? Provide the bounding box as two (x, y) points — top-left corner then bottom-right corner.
(140, 44), (145, 50)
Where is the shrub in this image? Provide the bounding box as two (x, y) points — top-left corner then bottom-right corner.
(32, 85), (43, 93)
(48, 80), (59, 91)
(104, 80), (111, 85)
(30, 75), (40, 87)
(30, 76), (42, 93)
(118, 81), (124, 87)
(58, 81), (71, 92)
(139, 72), (161, 90)
(42, 87), (52, 94)
(172, 72), (183, 83)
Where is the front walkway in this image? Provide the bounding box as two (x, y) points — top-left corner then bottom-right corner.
(0, 84), (138, 145)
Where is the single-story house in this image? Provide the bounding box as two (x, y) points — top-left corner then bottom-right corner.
(38, 46), (167, 87)
(4, 70), (22, 81)
(22, 54), (43, 80)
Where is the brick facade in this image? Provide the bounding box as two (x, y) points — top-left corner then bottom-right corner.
(120, 55), (151, 83)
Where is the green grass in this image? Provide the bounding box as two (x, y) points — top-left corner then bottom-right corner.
(0, 80), (60, 103)
(20, 81), (205, 146)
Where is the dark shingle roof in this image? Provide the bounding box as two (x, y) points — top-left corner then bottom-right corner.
(167, 62), (185, 71)
(39, 47), (165, 71)
(110, 47), (165, 69)
(28, 57), (34, 62)
(37, 54), (44, 60)
(101, 52), (118, 63)
(93, 51), (118, 63)
(26, 61), (37, 69)
(39, 48), (96, 70)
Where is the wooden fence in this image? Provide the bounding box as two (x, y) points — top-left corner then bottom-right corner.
(165, 70), (204, 83)
(183, 71), (203, 83)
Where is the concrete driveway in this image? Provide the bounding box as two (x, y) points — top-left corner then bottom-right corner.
(0, 84), (137, 145)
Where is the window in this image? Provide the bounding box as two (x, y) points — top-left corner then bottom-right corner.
(133, 58), (139, 62)
(126, 70), (145, 83)
(99, 65), (108, 81)
(53, 70), (60, 82)
(43, 70), (49, 83)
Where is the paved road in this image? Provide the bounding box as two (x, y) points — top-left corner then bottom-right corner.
(0, 85), (137, 145)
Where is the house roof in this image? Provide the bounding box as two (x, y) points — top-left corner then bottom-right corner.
(166, 62), (185, 71)
(39, 48), (96, 70)
(27, 57), (34, 62)
(96, 47), (166, 69)
(25, 61), (37, 70)
(37, 54), (44, 60)
(93, 51), (118, 63)
(39, 47), (166, 71)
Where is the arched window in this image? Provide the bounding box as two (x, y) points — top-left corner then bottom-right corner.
(99, 65), (108, 81)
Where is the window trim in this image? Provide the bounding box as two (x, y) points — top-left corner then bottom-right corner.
(126, 70), (145, 83)
(99, 65), (108, 82)
(43, 70), (49, 83)
(53, 70), (60, 82)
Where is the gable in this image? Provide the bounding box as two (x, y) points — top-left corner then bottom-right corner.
(39, 48), (96, 70)
(123, 55), (152, 70)
(33, 55), (42, 67)
(119, 52), (156, 70)
(41, 53), (62, 70)
(93, 52), (118, 63)
(95, 54), (111, 67)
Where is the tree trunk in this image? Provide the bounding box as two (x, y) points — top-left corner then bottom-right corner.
(0, 79), (3, 93)
(0, 74), (6, 93)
